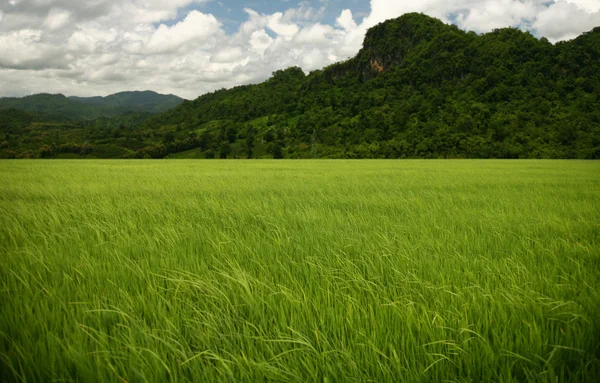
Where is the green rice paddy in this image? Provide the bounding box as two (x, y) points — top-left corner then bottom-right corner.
(1, 160), (599, 382)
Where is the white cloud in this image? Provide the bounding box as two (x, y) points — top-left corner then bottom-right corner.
(535, 1), (600, 41)
(67, 26), (118, 55)
(44, 8), (71, 30)
(0, 29), (68, 70)
(281, 3), (325, 24)
(146, 11), (222, 53)
(294, 23), (334, 46)
(566, 0), (600, 12)
(248, 29), (273, 56)
(117, 0), (210, 25)
(301, 48), (326, 70)
(210, 47), (244, 63)
(266, 13), (300, 38)
(337, 10), (357, 31)
(0, 0), (599, 99)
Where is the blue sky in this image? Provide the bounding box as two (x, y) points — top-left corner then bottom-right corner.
(175, 0), (371, 33)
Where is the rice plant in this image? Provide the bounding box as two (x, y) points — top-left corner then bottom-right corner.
(1, 160), (599, 382)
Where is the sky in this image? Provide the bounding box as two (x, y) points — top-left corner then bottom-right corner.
(1, 0), (599, 99)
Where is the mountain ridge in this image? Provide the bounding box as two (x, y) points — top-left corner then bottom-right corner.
(69, 91), (184, 113)
(0, 91), (185, 121)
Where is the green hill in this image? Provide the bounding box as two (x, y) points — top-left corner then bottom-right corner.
(1, 13), (599, 159)
(0, 91), (184, 122)
(140, 13), (600, 159)
(69, 91), (184, 113)
(0, 94), (111, 122)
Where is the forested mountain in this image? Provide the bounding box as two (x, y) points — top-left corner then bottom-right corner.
(69, 91), (184, 113)
(0, 91), (184, 122)
(0, 94), (113, 122)
(1, 13), (599, 159)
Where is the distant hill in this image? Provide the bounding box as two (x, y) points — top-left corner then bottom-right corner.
(0, 94), (107, 122)
(0, 91), (184, 122)
(0, 108), (35, 128)
(69, 91), (184, 114)
(1, 13), (599, 159)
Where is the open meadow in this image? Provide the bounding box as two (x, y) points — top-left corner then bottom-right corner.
(1, 160), (599, 382)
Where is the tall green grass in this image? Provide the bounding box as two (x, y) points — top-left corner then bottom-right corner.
(1, 160), (599, 382)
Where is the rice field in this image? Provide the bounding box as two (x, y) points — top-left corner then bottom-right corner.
(0, 160), (599, 382)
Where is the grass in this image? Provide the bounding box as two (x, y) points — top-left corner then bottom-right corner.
(0, 160), (599, 382)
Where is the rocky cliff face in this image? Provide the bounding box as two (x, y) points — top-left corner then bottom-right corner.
(316, 13), (457, 83)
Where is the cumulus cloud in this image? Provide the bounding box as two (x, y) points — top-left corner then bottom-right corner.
(566, 0), (600, 12)
(294, 24), (334, 46)
(535, 1), (600, 41)
(210, 47), (244, 64)
(0, 29), (69, 70)
(44, 8), (72, 30)
(337, 10), (357, 31)
(146, 11), (222, 53)
(0, 0), (599, 99)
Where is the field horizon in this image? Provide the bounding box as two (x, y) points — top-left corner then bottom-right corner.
(1, 160), (599, 381)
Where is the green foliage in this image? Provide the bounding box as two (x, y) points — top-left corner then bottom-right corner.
(1, 160), (599, 381)
(0, 94), (112, 122)
(0, 108), (35, 129)
(0, 91), (183, 123)
(69, 91), (184, 113)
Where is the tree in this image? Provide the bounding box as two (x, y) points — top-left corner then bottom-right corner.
(164, 131), (175, 143)
(226, 126), (238, 143)
(264, 129), (275, 143)
(199, 131), (212, 150)
(219, 142), (231, 159)
(40, 145), (54, 158)
(205, 149), (216, 159)
(246, 136), (254, 159)
(273, 142), (284, 159)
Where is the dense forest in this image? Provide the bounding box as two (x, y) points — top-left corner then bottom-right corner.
(1, 13), (599, 159)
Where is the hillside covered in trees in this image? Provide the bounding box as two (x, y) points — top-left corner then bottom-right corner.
(0, 91), (183, 121)
(1, 13), (599, 159)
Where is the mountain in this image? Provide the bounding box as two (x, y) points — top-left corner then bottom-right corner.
(0, 91), (184, 122)
(138, 13), (599, 159)
(0, 93), (111, 122)
(1, 13), (599, 159)
(69, 91), (184, 114)
(0, 108), (36, 129)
